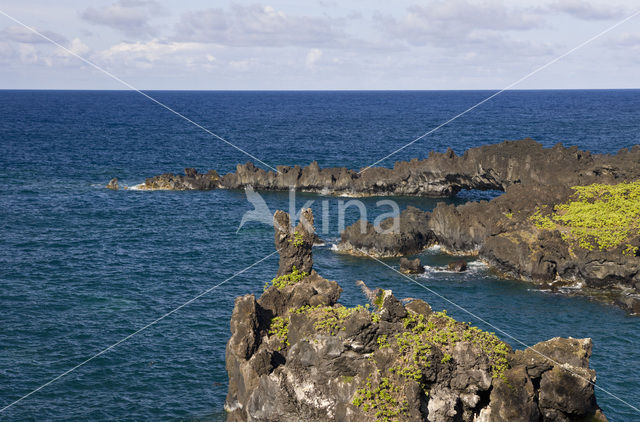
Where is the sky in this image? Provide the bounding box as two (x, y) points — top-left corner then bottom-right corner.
(0, 0), (638, 90)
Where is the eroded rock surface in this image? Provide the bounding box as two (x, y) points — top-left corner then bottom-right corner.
(225, 210), (607, 421)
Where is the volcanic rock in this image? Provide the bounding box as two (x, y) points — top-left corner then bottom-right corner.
(106, 178), (119, 190)
(225, 210), (607, 421)
(137, 168), (220, 190)
(448, 260), (468, 272)
(400, 257), (425, 274)
(138, 140), (640, 195)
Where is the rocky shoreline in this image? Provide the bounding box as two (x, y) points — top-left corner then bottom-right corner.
(338, 176), (640, 315)
(111, 139), (640, 314)
(225, 209), (608, 421)
(116, 139), (640, 196)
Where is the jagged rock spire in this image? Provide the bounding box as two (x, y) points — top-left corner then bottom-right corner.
(273, 208), (315, 276)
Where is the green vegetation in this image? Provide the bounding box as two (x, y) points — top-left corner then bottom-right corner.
(353, 309), (511, 420)
(266, 292), (512, 421)
(377, 334), (390, 349)
(373, 290), (385, 309)
(530, 181), (640, 255)
(267, 303), (374, 350)
(352, 376), (408, 421)
(530, 206), (556, 230)
(267, 316), (289, 350)
(312, 305), (368, 335)
(264, 266), (309, 291)
(289, 230), (305, 247)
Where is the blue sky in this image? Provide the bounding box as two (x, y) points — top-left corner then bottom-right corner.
(0, 0), (638, 89)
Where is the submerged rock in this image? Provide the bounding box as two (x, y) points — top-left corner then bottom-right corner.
(225, 210), (607, 421)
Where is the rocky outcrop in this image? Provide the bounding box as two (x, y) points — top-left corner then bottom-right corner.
(448, 260), (468, 272)
(124, 140), (640, 195)
(123, 139), (639, 312)
(106, 177), (119, 190)
(225, 210), (607, 421)
(400, 257), (425, 274)
(337, 206), (435, 257)
(273, 208), (315, 276)
(338, 181), (640, 314)
(136, 168), (220, 190)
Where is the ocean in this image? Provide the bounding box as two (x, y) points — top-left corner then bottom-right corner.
(1, 90), (639, 421)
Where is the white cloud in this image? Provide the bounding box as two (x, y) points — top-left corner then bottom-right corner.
(96, 39), (205, 68)
(18, 44), (38, 64)
(173, 4), (347, 47)
(69, 38), (90, 56)
(229, 58), (259, 72)
(1, 25), (68, 45)
(80, 0), (163, 37)
(376, 1), (543, 48)
(305, 48), (323, 69)
(0, 25), (91, 68)
(1, 0), (638, 89)
(550, 0), (630, 20)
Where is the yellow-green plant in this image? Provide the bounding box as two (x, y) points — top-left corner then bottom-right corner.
(289, 231), (305, 247)
(352, 376), (408, 421)
(312, 305), (368, 335)
(268, 316), (289, 350)
(530, 181), (640, 254)
(264, 266), (308, 291)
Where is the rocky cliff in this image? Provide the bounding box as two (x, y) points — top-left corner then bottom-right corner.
(225, 209), (607, 421)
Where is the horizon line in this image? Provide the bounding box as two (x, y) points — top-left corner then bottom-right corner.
(1, 88), (639, 92)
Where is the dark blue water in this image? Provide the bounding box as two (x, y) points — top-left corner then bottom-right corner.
(1, 90), (639, 421)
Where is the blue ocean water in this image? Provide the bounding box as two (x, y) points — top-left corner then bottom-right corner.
(1, 90), (639, 421)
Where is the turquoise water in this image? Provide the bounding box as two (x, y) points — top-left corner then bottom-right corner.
(1, 90), (639, 421)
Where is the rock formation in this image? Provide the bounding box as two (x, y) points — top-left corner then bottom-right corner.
(136, 168), (220, 190)
(339, 181), (640, 314)
(400, 257), (425, 274)
(106, 177), (119, 190)
(120, 139), (640, 313)
(122, 140), (640, 196)
(225, 209), (607, 421)
(273, 208), (316, 276)
(448, 260), (468, 272)
(339, 206), (435, 257)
